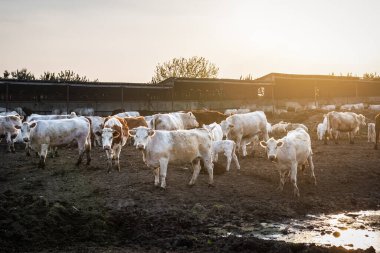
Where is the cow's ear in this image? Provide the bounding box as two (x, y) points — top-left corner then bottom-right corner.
(188, 112), (194, 117)
(277, 140), (284, 147)
(113, 131), (120, 138)
(128, 129), (136, 136)
(259, 141), (267, 148)
(19, 116), (24, 121)
(148, 129), (155, 136)
(30, 122), (37, 128)
(9, 115), (19, 121)
(14, 125), (21, 129)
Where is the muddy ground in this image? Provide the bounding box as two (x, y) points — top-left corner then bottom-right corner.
(0, 110), (379, 253)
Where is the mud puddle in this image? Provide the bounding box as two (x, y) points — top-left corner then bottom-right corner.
(213, 210), (380, 251)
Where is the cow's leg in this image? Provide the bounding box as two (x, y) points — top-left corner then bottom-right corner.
(153, 167), (160, 186)
(105, 150), (113, 173)
(76, 140), (86, 166)
(189, 158), (201, 186)
(39, 144), (49, 169)
(25, 143), (31, 156)
(213, 151), (219, 162)
(324, 130), (328, 144)
(307, 155), (317, 186)
(375, 129), (379, 150)
(5, 133), (12, 153)
(232, 148), (240, 171)
(290, 162), (300, 197)
(334, 131), (339, 144)
(225, 151), (232, 172)
(85, 140), (91, 165)
(349, 131), (354, 144)
(277, 168), (287, 191)
(159, 158), (169, 188)
(204, 157), (214, 186)
(114, 145), (122, 172)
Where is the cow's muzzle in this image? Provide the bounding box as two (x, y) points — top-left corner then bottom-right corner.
(268, 155), (277, 162)
(136, 144), (145, 150)
(103, 145), (111, 150)
(23, 138), (29, 142)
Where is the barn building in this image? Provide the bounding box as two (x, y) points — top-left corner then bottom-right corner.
(1, 73), (379, 115)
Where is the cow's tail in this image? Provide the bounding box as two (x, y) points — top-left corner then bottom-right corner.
(84, 117), (93, 150)
(324, 113), (330, 144)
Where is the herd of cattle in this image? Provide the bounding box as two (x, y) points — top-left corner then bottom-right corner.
(1, 106), (379, 197)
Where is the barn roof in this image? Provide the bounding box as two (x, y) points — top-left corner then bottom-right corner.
(0, 79), (172, 89)
(158, 77), (273, 86)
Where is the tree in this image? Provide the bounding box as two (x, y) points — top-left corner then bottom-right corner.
(363, 72), (380, 80)
(9, 68), (35, 80)
(150, 56), (219, 83)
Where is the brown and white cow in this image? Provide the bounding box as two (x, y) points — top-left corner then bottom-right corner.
(152, 112), (199, 130)
(101, 116), (129, 172)
(0, 115), (23, 152)
(191, 109), (227, 126)
(260, 128), (316, 197)
(20, 117), (92, 168)
(129, 127), (214, 188)
(324, 111), (366, 144)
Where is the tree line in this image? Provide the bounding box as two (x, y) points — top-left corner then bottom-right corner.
(0, 68), (98, 83)
(1, 58), (379, 83)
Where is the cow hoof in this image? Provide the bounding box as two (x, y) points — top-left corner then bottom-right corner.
(188, 183), (195, 187)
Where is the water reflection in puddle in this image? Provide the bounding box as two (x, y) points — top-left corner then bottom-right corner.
(216, 210), (380, 251)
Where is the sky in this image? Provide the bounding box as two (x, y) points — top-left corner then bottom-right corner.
(0, 0), (379, 83)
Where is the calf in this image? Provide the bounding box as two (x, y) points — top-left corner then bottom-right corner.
(260, 128), (316, 197)
(129, 127), (214, 188)
(0, 115), (23, 152)
(202, 123), (223, 141)
(20, 117), (91, 168)
(102, 116), (129, 172)
(375, 113), (380, 149)
(317, 115), (328, 141)
(212, 140), (240, 172)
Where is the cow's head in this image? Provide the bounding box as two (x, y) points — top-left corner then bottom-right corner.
(20, 121), (37, 142)
(102, 127), (119, 150)
(128, 126), (155, 151)
(357, 114), (366, 126)
(185, 112), (199, 128)
(259, 137), (284, 162)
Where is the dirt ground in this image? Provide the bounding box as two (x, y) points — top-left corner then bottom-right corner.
(0, 110), (379, 253)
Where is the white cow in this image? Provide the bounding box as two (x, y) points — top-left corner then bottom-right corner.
(259, 128), (316, 197)
(224, 111), (269, 157)
(368, 105), (380, 111)
(72, 107), (95, 116)
(285, 101), (303, 112)
(237, 108), (250, 114)
(224, 109), (238, 116)
(317, 115), (328, 141)
(286, 123), (308, 132)
(271, 121), (289, 136)
(115, 111), (140, 117)
(86, 116), (105, 146)
(152, 112), (199, 130)
(128, 127), (214, 188)
(20, 117), (92, 168)
(321, 104), (336, 111)
(0, 115), (23, 152)
(27, 112), (76, 122)
(202, 123), (223, 141)
(212, 140), (240, 172)
(325, 111), (366, 144)
(368, 123), (376, 143)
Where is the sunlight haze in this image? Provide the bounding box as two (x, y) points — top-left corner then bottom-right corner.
(1, 0), (379, 82)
